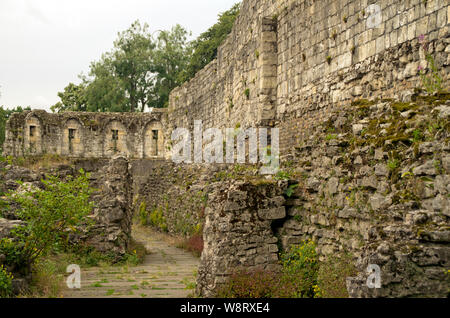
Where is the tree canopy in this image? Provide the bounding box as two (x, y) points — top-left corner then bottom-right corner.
(181, 3), (240, 83)
(52, 2), (241, 113)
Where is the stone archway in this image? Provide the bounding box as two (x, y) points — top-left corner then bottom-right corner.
(62, 118), (84, 157)
(143, 121), (164, 158)
(103, 120), (128, 157)
(24, 115), (42, 155)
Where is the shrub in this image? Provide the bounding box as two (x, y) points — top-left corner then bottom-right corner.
(317, 252), (357, 298)
(149, 207), (168, 232)
(0, 264), (13, 298)
(122, 239), (147, 265)
(218, 240), (320, 298)
(26, 258), (65, 298)
(1, 171), (94, 272)
(280, 240), (319, 298)
(138, 201), (149, 226)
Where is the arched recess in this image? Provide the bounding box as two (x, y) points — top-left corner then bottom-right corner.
(62, 119), (84, 157)
(24, 115), (42, 155)
(143, 121), (164, 158)
(103, 120), (128, 157)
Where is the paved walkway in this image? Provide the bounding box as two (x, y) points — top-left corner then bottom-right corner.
(64, 225), (199, 298)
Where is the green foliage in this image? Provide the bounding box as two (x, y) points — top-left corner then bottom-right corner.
(0, 264), (13, 298)
(280, 240), (319, 297)
(137, 203), (168, 232)
(1, 170), (95, 271)
(54, 3), (240, 111)
(138, 201), (148, 226)
(149, 25), (193, 108)
(244, 88), (250, 99)
(26, 257), (65, 298)
(412, 129), (423, 142)
(418, 35), (443, 94)
(54, 21), (191, 112)
(217, 240), (320, 298)
(317, 252), (356, 298)
(50, 83), (87, 113)
(284, 184), (299, 198)
(387, 158), (400, 171)
(149, 207), (168, 232)
(274, 169), (292, 180)
(182, 3), (240, 82)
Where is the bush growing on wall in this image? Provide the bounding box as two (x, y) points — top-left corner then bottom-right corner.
(0, 264), (13, 298)
(217, 240), (321, 298)
(0, 170), (95, 273)
(317, 252), (357, 298)
(217, 239), (359, 298)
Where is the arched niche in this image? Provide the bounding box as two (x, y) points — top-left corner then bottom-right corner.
(62, 119), (84, 157)
(103, 120), (128, 157)
(24, 115), (42, 155)
(144, 121), (164, 158)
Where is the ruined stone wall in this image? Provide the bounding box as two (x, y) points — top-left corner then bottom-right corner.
(130, 160), (210, 236)
(3, 110), (168, 160)
(168, 0), (449, 155)
(195, 90), (450, 297)
(0, 157), (134, 256)
(197, 180), (287, 297)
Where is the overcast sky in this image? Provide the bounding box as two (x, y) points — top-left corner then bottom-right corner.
(0, 0), (239, 111)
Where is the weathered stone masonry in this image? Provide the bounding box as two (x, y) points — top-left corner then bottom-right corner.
(4, 110), (167, 159)
(2, 0), (450, 298)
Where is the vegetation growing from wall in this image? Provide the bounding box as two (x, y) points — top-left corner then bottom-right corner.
(0, 106), (31, 154)
(0, 171), (95, 274)
(217, 240), (357, 298)
(181, 3), (241, 83)
(217, 240), (319, 298)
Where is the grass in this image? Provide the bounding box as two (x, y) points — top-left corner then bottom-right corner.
(9, 154), (72, 171)
(18, 257), (66, 298)
(105, 289), (115, 296)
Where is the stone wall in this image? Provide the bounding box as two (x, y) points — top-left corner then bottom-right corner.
(3, 110), (167, 159)
(130, 160), (210, 236)
(197, 180), (286, 297)
(168, 0), (449, 155)
(0, 157), (133, 256)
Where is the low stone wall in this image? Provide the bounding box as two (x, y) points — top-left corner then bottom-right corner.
(0, 157), (133, 256)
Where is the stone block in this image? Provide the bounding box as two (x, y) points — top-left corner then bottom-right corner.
(258, 207), (286, 220)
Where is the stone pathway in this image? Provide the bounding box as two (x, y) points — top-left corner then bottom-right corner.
(64, 225), (199, 298)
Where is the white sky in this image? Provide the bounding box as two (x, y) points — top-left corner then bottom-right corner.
(0, 0), (239, 111)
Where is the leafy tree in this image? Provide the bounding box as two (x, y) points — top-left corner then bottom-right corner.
(0, 171), (95, 272)
(149, 25), (192, 108)
(111, 20), (155, 112)
(53, 2), (240, 112)
(182, 3), (240, 82)
(50, 82), (87, 113)
(83, 55), (129, 112)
